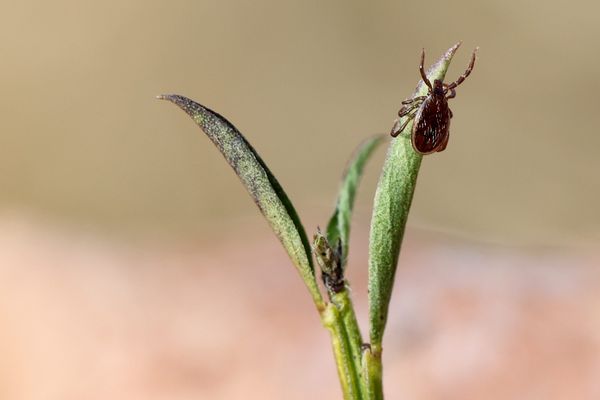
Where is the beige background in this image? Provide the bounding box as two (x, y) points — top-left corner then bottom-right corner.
(1, 0), (598, 245)
(1, 1), (599, 399)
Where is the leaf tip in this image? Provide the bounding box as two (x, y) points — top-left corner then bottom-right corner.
(156, 94), (203, 119)
(444, 41), (462, 61)
(157, 93), (183, 104)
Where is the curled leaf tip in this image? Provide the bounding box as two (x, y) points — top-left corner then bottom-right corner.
(158, 95), (217, 123)
(157, 94), (186, 104)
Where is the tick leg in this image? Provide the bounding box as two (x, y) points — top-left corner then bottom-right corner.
(445, 87), (456, 99)
(419, 49), (433, 90)
(445, 47), (478, 91)
(398, 101), (421, 117)
(402, 96), (427, 105)
(390, 111), (417, 137)
(449, 108), (453, 118)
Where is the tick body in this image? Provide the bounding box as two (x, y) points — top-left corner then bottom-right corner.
(391, 47), (477, 155)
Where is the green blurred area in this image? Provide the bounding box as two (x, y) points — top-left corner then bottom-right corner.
(1, 0), (598, 246)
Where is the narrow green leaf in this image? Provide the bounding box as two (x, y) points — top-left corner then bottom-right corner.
(159, 94), (324, 309)
(368, 43), (462, 348)
(326, 135), (386, 267)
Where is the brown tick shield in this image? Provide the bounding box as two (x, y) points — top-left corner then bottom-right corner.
(391, 47), (478, 155)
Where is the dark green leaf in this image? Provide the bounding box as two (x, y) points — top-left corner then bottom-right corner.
(326, 135), (385, 267)
(159, 95), (323, 308)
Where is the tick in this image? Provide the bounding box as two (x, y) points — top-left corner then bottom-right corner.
(390, 47), (478, 155)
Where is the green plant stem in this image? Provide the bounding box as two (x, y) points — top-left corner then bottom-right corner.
(322, 303), (362, 400)
(330, 289), (365, 398)
(363, 346), (383, 400)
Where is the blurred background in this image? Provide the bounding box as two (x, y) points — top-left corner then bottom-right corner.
(1, 0), (599, 399)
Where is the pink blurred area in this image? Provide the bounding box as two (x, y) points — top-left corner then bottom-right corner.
(1, 215), (598, 400)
